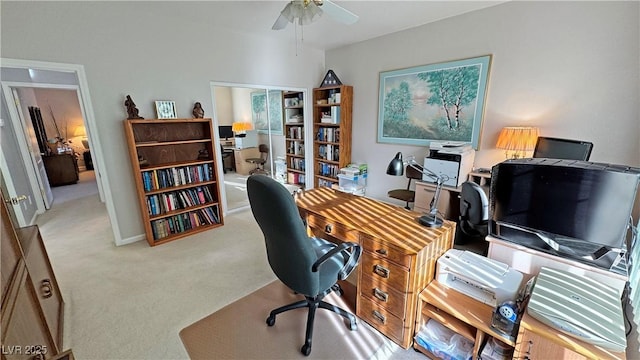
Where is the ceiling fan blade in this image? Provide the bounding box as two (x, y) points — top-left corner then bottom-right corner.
(272, 13), (290, 30)
(320, 0), (359, 25)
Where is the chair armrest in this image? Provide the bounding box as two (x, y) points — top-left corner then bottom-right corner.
(312, 242), (362, 280)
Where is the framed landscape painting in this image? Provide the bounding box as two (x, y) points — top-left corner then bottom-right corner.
(251, 90), (283, 135)
(377, 55), (491, 149)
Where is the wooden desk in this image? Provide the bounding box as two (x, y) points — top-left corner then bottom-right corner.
(296, 187), (456, 348)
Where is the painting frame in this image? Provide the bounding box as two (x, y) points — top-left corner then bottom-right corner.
(377, 55), (492, 149)
(155, 100), (177, 119)
(251, 90), (283, 135)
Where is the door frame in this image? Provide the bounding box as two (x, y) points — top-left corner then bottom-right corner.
(0, 58), (122, 245)
(209, 81), (311, 216)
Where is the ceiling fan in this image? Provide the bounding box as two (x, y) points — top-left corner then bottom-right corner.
(272, 0), (359, 30)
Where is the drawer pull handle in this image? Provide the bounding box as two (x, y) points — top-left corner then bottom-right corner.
(372, 310), (386, 324)
(41, 279), (52, 299)
(324, 224), (332, 233)
(373, 264), (390, 278)
(373, 288), (388, 302)
(375, 248), (388, 255)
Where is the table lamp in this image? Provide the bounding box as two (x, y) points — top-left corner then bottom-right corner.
(496, 126), (539, 159)
(387, 152), (448, 228)
(232, 122), (253, 137)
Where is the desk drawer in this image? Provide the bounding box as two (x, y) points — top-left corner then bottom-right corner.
(361, 252), (409, 292)
(359, 273), (407, 319)
(358, 296), (405, 344)
(307, 214), (359, 243)
(360, 235), (412, 269)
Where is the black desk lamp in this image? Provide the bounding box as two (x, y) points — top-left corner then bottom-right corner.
(386, 152), (448, 228)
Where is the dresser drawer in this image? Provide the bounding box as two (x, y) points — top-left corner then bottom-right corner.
(357, 296), (405, 345)
(307, 214), (359, 243)
(17, 227), (64, 351)
(361, 252), (409, 292)
(360, 235), (411, 268)
(359, 273), (407, 319)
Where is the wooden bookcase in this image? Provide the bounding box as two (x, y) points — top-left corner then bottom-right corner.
(283, 91), (306, 188)
(312, 85), (353, 188)
(124, 118), (224, 246)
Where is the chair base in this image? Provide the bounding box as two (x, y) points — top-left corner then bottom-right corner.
(266, 287), (357, 356)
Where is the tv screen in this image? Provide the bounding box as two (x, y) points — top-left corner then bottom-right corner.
(218, 125), (234, 140)
(533, 137), (593, 161)
(489, 159), (640, 274)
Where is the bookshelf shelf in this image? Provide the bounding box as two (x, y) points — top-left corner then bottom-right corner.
(283, 91), (307, 188)
(124, 118), (224, 246)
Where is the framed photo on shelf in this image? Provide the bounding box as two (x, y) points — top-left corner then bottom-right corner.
(377, 55), (491, 149)
(155, 100), (177, 119)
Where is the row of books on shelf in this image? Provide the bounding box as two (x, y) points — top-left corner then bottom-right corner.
(288, 158), (305, 171)
(287, 126), (303, 139)
(142, 163), (213, 191)
(287, 141), (304, 156)
(318, 178), (336, 188)
(317, 144), (339, 161)
(320, 106), (340, 124)
(287, 172), (305, 185)
(146, 186), (215, 216)
(316, 127), (340, 142)
(151, 206), (220, 240)
(318, 162), (339, 178)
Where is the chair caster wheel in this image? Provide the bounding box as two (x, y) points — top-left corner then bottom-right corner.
(266, 315), (275, 326)
(301, 343), (311, 356)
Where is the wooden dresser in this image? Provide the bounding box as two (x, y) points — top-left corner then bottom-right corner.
(296, 187), (455, 348)
(43, 154), (79, 187)
(1, 196), (70, 359)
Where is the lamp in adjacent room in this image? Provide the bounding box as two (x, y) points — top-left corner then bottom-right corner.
(496, 126), (539, 159)
(387, 152), (449, 228)
(73, 125), (90, 150)
(232, 122), (253, 137)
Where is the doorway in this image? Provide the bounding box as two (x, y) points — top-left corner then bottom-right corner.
(210, 82), (310, 214)
(0, 58), (122, 245)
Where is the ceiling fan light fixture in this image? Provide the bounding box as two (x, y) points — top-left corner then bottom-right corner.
(280, 0), (323, 26)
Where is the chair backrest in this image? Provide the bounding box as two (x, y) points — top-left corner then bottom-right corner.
(458, 181), (489, 236)
(247, 175), (320, 295)
(259, 144), (269, 162)
(405, 165), (423, 189)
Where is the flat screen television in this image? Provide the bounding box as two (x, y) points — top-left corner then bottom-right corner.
(489, 158), (640, 274)
(218, 125), (234, 140)
(533, 137), (593, 161)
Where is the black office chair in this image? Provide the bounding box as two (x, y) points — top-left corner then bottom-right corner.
(246, 175), (362, 356)
(456, 181), (489, 252)
(387, 165), (423, 209)
(246, 144), (269, 175)
(220, 145), (233, 173)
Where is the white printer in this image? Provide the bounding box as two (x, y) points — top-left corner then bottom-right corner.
(527, 267), (626, 352)
(424, 141), (475, 187)
(436, 249), (523, 307)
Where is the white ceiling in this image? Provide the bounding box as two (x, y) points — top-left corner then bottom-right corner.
(162, 1), (507, 51)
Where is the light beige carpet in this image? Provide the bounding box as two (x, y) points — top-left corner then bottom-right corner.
(180, 281), (391, 360)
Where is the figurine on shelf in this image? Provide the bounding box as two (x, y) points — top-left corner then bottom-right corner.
(192, 102), (205, 118)
(138, 155), (149, 167)
(125, 95), (144, 119)
(197, 149), (210, 160)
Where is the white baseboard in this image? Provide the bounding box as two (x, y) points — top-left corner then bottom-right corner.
(116, 234), (145, 246)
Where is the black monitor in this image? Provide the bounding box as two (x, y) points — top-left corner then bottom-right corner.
(533, 137), (593, 161)
(218, 125), (234, 140)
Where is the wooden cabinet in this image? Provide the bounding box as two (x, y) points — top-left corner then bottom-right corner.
(414, 281), (516, 359)
(312, 85), (352, 188)
(43, 154), (79, 187)
(514, 313), (626, 360)
(1, 194), (69, 359)
(283, 91), (306, 188)
(123, 118), (224, 246)
(232, 147), (260, 176)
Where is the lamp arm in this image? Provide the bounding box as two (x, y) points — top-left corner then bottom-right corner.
(406, 157), (446, 217)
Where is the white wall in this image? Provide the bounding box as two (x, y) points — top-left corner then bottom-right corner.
(326, 1), (640, 205)
(1, 2), (325, 243)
